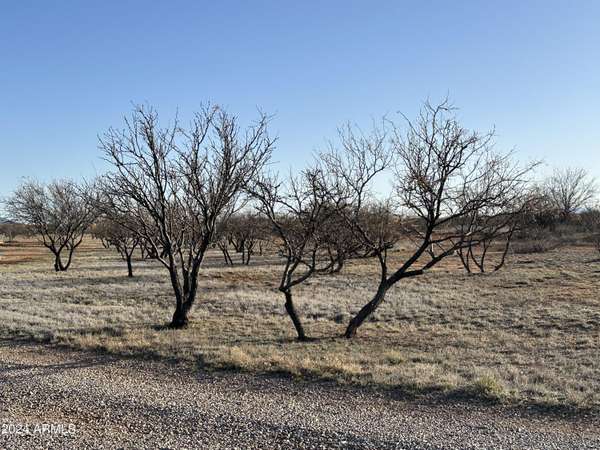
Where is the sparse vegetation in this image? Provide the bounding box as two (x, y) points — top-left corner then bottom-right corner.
(3, 3), (600, 446)
(0, 236), (598, 409)
(0, 100), (598, 415)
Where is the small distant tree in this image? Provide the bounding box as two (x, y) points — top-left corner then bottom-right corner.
(581, 208), (600, 254)
(523, 186), (561, 231)
(215, 221), (235, 266)
(138, 237), (167, 260)
(323, 100), (537, 338)
(320, 121), (398, 275)
(455, 204), (522, 273)
(251, 169), (347, 341)
(5, 179), (96, 271)
(317, 207), (358, 273)
(97, 104), (274, 328)
(91, 218), (141, 277)
(216, 212), (269, 265)
(454, 173), (538, 273)
(0, 222), (29, 243)
(544, 167), (597, 221)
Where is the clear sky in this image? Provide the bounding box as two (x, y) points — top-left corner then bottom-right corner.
(1, 0), (599, 199)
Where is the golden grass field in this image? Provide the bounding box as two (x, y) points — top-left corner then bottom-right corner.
(1, 236), (599, 410)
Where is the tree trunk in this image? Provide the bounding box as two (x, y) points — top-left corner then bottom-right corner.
(494, 228), (514, 272)
(220, 246), (233, 266)
(458, 246), (471, 273)
(282, 289), (307, 341)
(53, 252), (69, 272)
(167, 260), (202, 329)
(345, 282), (389, 338)
(61, 247), (75, 271)
(331, 257), (344, 273)
(170, 301), (189, 329)
(126, 255), (133, 277)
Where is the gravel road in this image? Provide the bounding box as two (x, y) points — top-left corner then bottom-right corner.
(0, 340), (598, 449)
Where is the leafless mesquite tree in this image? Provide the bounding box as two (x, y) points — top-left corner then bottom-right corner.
(544, 167), (597, 221)
(251, 170), (347, 341)
(313, 198), (401, 274)
(320, 120), (400, 266)
(323, 100), (536, 338)
(91, 217), (142, 277)
(455, 209), (520, 273)
(0, 222), (29, 243)
(215, 212), (269, 265)
(4, 179), (96, 271)
(521, 185), (561, 231)
(454, 172), (540, 273)
(97, 104), (274, 328)
(317, 207), (362, 274)
(581, 208), (600, 254)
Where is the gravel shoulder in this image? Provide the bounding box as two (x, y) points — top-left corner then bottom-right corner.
(1, 340), (599, 449)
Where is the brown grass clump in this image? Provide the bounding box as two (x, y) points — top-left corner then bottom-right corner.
(1, 237), (599, 409)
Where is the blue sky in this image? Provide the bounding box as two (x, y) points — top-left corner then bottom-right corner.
(1, 0), (599, 199)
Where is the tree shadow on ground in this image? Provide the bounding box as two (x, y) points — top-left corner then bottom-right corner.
(0, 338), (118, 381)
(2, 336), (598, 423)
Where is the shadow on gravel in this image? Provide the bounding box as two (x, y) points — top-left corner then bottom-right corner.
(0, 338), (119, 381)
(382, 384), (600, 422)
(2, 337), (598, 423)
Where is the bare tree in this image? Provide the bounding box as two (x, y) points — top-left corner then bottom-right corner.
(323, 100), (537, 338)
(96, 104), (274, 328)
(138, 236), (167, 260)
(4, 179), (96, 271)
(215, 212), (269, 265)
(250, 169), (346, 341)
(581, 208), (600, 254)
(320, 120), (398, 268)
(456, 202), (535, 273)
(0, 222), (29, 243)
(522, 185), (561, 231)
(454, 175), (539, 273)
(317, 207), (360, 273)
(544, 167), (597, 221)
(91, 218), (142, 277)
(215, 221), (235, 266)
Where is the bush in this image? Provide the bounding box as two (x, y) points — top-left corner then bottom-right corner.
(513, 240), (559, 254)
(512, 228), (561, 254)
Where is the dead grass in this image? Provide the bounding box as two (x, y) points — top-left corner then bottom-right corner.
(1, 237), (599, 410)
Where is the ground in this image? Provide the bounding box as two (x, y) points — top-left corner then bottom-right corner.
(0, 237), (599, 447)
(1, 341), (599, 449)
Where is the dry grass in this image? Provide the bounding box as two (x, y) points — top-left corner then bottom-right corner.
(1, 237), (599, 410)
